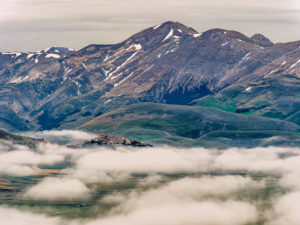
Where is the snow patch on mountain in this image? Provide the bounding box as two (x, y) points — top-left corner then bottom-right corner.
(114, 72), (134, 87)
(45, 54), (61, 59)
(245, 87), (252, 92)
(242, 53), (251, 62)
(163, 29), (174, 42)
(153, 24), (162, 30)
(133, 44), (142, 51)
(2, 52), (22, 57)
(27, 54), (34, 59)
(289, 59), (300, 70)
(222, 42), (229, 46)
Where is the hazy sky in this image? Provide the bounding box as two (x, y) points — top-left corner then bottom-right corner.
(0, 0), (299, 52)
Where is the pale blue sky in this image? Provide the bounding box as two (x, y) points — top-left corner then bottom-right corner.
(0, 0), (299, 52)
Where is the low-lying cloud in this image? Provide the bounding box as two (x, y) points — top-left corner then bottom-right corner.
(86, 200), (257, 225)
(23, 130), (97, 145)
(1, 131), (300, 225)
(24, 177), (90, 201)
(0, 207), (60, 225)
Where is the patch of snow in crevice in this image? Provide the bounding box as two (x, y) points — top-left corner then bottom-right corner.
(222, 42), (229, 46)
(157, 54), (161, 59)
(162, 29), (174, 42)
(193, 33), (201, 38)
(103, 54), (110, 63)
(105, 44), (142, 65)
(133, 43), (142, 51)
(245, 87), (252, 92)
(106, 46), (141, 81)
(242, 53), (251, 62)
(114, 72), (134, 87)
(45, 54), (60, 59)
(265, 68), (278, 77)
(281, 61), (287, 66)
(141, 65), (154, 74)
(73, 80), (81, 95)
(289, 59), (300, 70)
(111, 72), (123, 80)
(153, 24), (162, 30)
(27, 54), (34, 59)
(63, 64), (72, 81)
(2, 52), (22, 57)
(104, 99), (112, 104)
(177, 29), (182, 33)
(254, 45), (265, 49)
(82, 63), (87, 70)
(107, 55), (121, 64)
(103, 68), (112, 77)
(9, 71), (43, 83)
(9, 76), (29, 83)
(165, 46), (178, 54)
(114, 47), (126, 56)
(35, 58), (39, 64)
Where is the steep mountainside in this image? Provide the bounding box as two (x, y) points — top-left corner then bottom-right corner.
(0, 21), (299, 131)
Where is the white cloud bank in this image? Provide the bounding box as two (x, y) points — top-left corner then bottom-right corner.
(0, 207), (60, 225)
(2, 131), (300, 225)
(86, 201), (257, 225)
(24, 177), (90, 201)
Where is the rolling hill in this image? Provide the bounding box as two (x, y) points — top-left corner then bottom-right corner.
(79, 103), (300, 148)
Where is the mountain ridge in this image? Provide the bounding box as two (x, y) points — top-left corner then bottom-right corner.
(0, 21), (299, 132)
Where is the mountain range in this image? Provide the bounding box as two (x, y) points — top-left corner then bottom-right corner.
(0, 21), (299, 147)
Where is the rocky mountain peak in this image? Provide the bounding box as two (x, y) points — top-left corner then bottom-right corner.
(153, 21), (198, 35)
(251, 33), (273, 46)
(124, 21), (199, 48)
(44, 47), (74, 54)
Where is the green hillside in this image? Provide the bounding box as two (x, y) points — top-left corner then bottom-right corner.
(79, 103), (300, 148)
(0, 130), (42, 149)
(192, 74), (300, 124)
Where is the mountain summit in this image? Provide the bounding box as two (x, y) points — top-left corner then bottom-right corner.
(124, 21), (200, 49)
(251, 33), (273, 46)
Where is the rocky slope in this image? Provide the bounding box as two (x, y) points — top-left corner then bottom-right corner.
(70, 134), (152, 148)
(0, 21), (299, 131)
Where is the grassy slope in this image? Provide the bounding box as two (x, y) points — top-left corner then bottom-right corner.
(78, 103), (300, 148)
(192, 74), (300, 124)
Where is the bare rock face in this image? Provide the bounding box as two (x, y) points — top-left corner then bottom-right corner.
(250, 34), (273, 47)
(75, 134), (152, 148)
